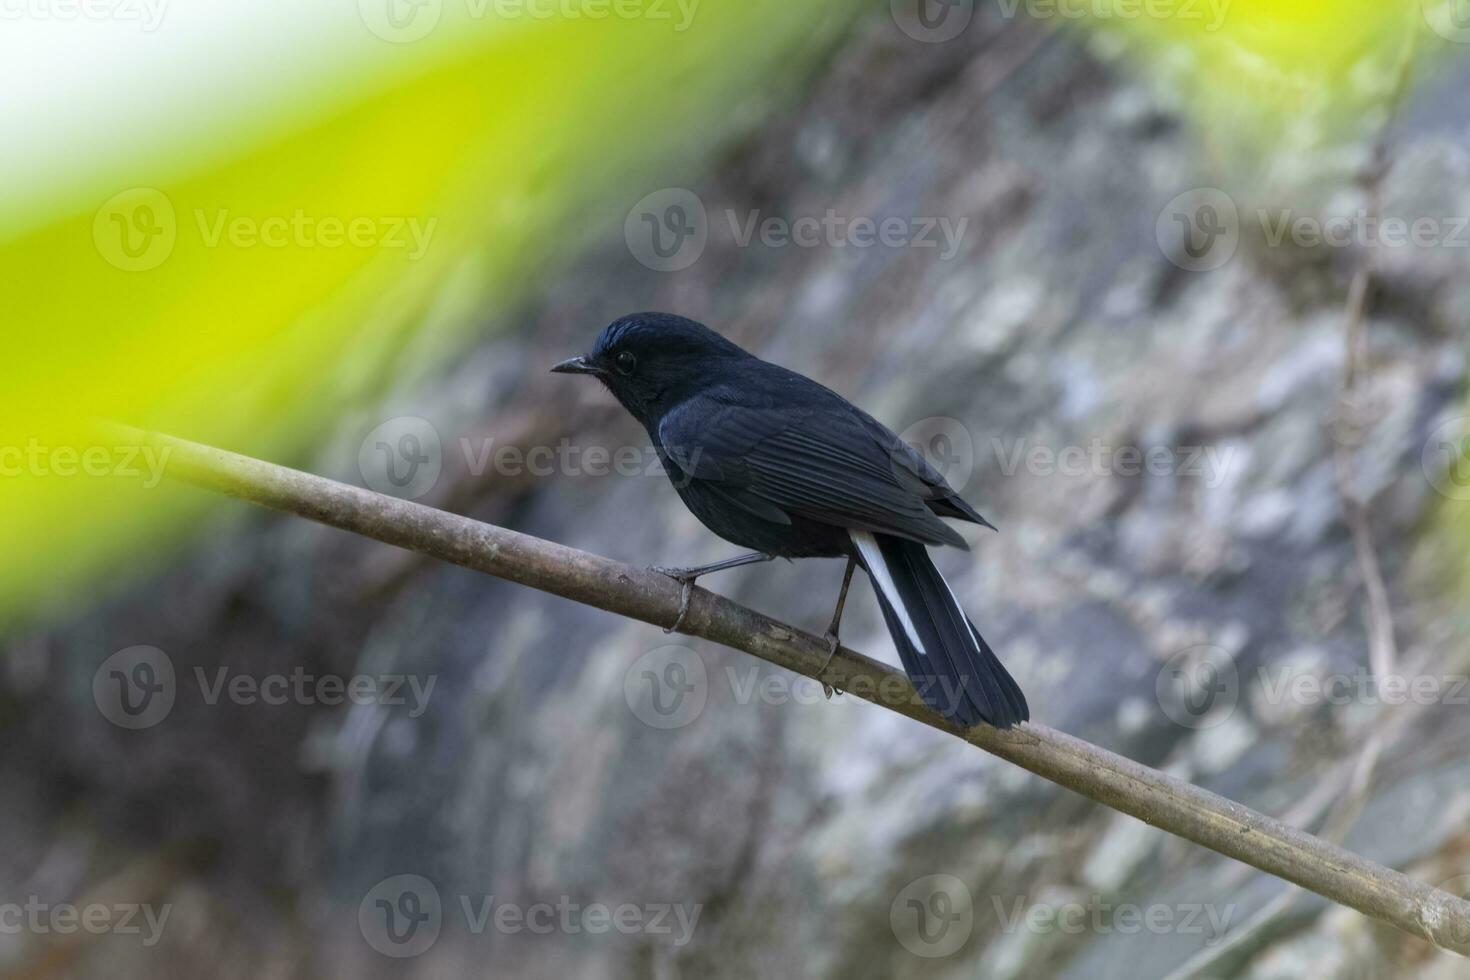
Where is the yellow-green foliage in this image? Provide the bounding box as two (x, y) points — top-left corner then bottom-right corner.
(1, 3), (860, 620)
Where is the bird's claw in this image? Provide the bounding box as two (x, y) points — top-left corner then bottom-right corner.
(656, 568), (697, 634)
(820, 631), (842, 700)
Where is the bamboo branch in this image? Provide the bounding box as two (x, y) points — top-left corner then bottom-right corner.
(117, 425), (1470, 955)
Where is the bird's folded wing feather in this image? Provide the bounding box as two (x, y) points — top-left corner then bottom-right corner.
(659, 396), (967, 548)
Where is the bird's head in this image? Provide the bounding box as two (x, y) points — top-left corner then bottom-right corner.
(551, 312), (748, 423)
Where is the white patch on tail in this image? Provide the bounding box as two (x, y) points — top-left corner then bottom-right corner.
(937, 573), (983, 656)
(850, 531), (926, 655)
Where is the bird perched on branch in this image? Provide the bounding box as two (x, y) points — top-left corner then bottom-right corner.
(552, 312), (1028, 729)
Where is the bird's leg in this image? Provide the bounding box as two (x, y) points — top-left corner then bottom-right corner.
(654, 551), (775, 582)
(655, 552), (775, 634)
(820, 556), (857, 699)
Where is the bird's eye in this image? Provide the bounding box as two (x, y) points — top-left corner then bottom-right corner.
(615, 351), (637, 375)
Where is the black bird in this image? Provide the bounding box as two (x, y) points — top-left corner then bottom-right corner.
(552, 312), (1028, 728)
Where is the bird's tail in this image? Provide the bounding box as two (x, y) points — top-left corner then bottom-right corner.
(850, 531), (1028, 729)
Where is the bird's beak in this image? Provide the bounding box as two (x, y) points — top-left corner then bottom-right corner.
(550, 355), (601, 376)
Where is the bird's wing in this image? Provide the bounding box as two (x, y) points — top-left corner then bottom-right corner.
(867, 413), (996, 530)
(659, 395), (967, 548)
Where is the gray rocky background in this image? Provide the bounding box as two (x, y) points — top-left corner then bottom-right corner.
(5, 6), (1470, 978)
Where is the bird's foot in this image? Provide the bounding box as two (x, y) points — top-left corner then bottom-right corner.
(654, 568), (699, 634)
(820, 631), (842, 700)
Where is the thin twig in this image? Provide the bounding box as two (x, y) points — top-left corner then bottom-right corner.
(112, 423), (1470, 956)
